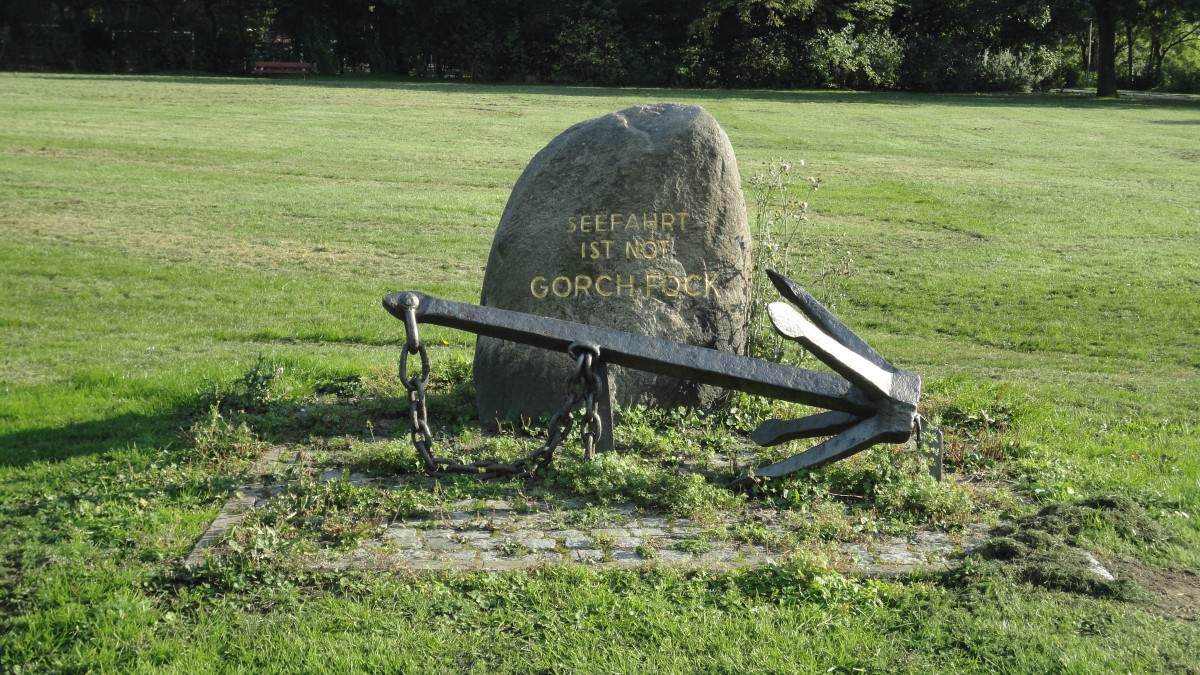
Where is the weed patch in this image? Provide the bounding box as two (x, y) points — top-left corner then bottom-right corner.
(767, 447), (982, 530)
(243, 471), (433, 547)
(185, 405), (268, 467)
(551, 453), (744, 518)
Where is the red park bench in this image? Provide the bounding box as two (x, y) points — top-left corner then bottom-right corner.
(252, 61), (314, 78)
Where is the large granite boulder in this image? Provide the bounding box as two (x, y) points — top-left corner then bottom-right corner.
(474, 103), (752, 422)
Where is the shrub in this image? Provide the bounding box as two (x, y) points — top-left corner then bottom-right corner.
(807, 25), (905, 90)
(730, 36), (794, 88)
(975, 46), (1059, 93)
(552, 11), (627, 85)
(901, 35), (979, 92)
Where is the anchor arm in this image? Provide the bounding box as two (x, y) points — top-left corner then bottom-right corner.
(767, 269), (895, 373)
(383, 291), (877, 416)
(732, 414), (892, 488)
(768, 302), (896, 401)
(726, 274), (922, 485)
(750, 411), (863, 447)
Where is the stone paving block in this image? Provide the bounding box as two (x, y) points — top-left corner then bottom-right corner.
(655, 550), (692, 563)
(513, 514), (553, 527)
(564, 537), (593, 549)
(739, 553), (772, 565)
(639, 517), (669, 528)
(184, 493), (258, 568)
(631, 528), (666, 537)
(592, 528), (630, 538)
(457, 531), (493, 541)
(912, 532), (955, 554)
(670, 526), (702, 536)
(548, 529), (586, 540)
(841, 543), (872, 565)
(701, 548), (738, 563)
(482, 559), (527, 571)
(860, 563), (917, 578)
(426, 538), (462, 551)
(468, 538), (501, 550)
(391, 549), (434, 561)
(515, 552), (562, 567)
(449, 550), (478, 562)
(571, 549), (604, 563)
(875, 546), (922, 565)
(741, 544), (771, 557)
(613, 536), (642, 549)
(519, 538), (557, 551)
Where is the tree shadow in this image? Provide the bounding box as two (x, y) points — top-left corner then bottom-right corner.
(0, 381), (475, 470)
(0, 405), (197, 469)
(20, 73), (1199, 111)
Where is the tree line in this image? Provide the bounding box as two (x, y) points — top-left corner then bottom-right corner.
(3, 0), (1198, 95)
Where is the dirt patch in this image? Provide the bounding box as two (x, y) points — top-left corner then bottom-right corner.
(1108, 558), (1200, 622)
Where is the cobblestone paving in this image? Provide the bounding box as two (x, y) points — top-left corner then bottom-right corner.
(187, 467), (996, 575)
(307, 499), (993, 574)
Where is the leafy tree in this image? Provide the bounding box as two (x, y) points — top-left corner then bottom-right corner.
(1088, 0), (1198, 95)
(1141, 0), (1200, 84)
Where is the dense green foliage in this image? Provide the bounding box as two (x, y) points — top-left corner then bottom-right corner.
(1, 75), (1198, 671)
(3, 0), (1198, 92)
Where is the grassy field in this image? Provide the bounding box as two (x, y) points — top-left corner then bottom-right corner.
(1, 73), (1198, 672)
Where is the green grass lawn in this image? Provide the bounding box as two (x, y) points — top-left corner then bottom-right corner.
(1, 73), (1198, 672)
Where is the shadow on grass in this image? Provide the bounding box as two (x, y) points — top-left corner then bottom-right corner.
(21, 73), (1200, 111)
(0, 407), (193, 469)
(0, 386), (472, 470)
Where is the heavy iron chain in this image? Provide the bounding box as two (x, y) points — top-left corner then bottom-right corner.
(398, 298), (603, 479)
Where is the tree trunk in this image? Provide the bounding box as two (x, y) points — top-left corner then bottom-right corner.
(1147, 35), (1162, 83)
(1095, 2), (1119, 96)
(1126, 23), (1134, 81)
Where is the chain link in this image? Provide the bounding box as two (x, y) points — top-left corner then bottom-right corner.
(399, 302), (603, 479)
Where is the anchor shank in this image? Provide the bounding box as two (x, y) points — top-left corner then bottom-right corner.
(384, 292), (877, 417)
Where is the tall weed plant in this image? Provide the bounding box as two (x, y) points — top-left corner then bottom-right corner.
(745, 159), (853, 363)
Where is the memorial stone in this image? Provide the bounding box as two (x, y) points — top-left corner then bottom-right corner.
(474, 103), (752, 422)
